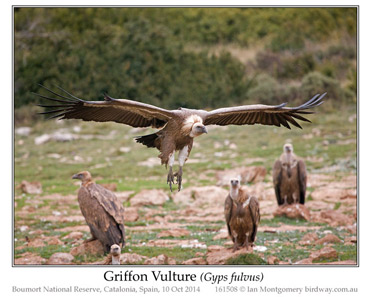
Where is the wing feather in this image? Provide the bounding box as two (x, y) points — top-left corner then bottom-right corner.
(204, 93), (326, 129)
(34, 85), (175, 128)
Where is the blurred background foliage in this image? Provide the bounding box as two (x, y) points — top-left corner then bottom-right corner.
(14, 7), (357, 117)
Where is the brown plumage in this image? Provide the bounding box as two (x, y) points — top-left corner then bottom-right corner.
(224, 178), (260, 252)
(72, 171), (125, 252)
(273, 143), (307, 205)
(36, 85), (325, 191)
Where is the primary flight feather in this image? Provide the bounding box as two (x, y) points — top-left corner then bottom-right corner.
(35, 85), (325, 191)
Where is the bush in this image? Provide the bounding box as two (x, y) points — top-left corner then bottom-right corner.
(300, 72), (348, 103)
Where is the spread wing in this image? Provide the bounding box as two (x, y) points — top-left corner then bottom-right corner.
(203, 93), (326, 129)
(273, 160), (283, 206)
(224, 195), (233, 238)
(34, 85), (175, 128)
(90, 184), (125, 242)
(297, 159), (307, 204)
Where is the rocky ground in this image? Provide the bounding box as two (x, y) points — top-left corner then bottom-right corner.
(14, 167), (357, 265)
(14, 109), (357, 265)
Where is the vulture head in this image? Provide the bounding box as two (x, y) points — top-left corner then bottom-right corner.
(72, 171), (92, 184)
(229, 176), (241, 200)
(283, 143), (294, 154)
(183, 115), (208, 137)
(110, 244), (121, 257)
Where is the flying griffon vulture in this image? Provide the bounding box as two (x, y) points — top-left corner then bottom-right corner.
(72, 171), (125, 252)
(224, 177), (260, 252)
(273, 143), (307, 205)
(35, 85), (325, 191)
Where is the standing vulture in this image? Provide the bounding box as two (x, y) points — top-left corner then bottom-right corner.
(35, 85), (325, 191)
(72, 171), (125, 252)
(273, 143), (307, 205)
(224, 177), (260, 252)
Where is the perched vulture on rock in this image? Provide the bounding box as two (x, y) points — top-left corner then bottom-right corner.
(224, 177), (260, 252)
(273, 143), (307, 205)
(72, 171), (125, 252)
(36, 85), (325, 191)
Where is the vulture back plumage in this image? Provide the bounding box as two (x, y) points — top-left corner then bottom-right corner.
(73, 171), (125, 252)
(273, 144), (307, 205)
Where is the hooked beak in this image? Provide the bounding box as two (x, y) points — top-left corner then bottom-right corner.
(201, 126), (208, 134)
(72, 174), (81, 180)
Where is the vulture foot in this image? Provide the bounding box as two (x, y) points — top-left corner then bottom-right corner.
(174, 167), (183, 191)
(167, 167), (175, 192)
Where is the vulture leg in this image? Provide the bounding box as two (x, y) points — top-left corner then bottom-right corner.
(175, 146), (188, 191)
(167, 152), (175, 192)
(174, 167), (183, 192)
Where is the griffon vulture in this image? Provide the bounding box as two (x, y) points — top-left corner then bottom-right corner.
(273, 143), (307, 205)
(224, 177), (260, 252)
(72, 171), (125, 252)
(36, 85), (325, 191)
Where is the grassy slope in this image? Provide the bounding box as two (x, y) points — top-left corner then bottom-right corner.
(14, 106), (357, 264)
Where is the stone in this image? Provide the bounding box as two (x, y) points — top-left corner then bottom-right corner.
(16, 127), (31, 136)
(35, 134), (51, 145)
(47, 253), (74, 265)
(213, 229), (229, 240)
(14, 252), (46, 265)
(206, 247), (250, 265)
(294, 258), (313, 264)
(101, 183), (117, 192)
(317, 210), (354, 226)
(267, 256), (279, 265)
(315, 234), (341, 245)
(70, 240), (104, 256)
(143, 254), (176, 265)
(19, 180), (42, 195)
(310, 247), (337, 261)
(120, 253), (148, 264)
(62, 231), (83, 241)
(157, 228), (190, 238)
(173, 186), (228, 207)
(130, 189), (169, 206)
(125, 207), (139, 222)
(273, 204), (310, 221)
(182, 257), (207, 265)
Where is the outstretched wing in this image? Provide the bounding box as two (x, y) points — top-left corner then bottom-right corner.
(248, 195), (260, 243)
(203, 93), (326, 129)
(34, 85), (175, 128)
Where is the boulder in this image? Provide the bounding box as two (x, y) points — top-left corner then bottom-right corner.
(315, 234), (341, 245)
(19, 180), (42, 195)
(173, 186), (228, 207)
(182, 257), (207, 265)
(316, 210), (354, 226)
(310, 247), (337, 261)
(273, 204), (310, 221)
(120, 253), (148, 264)
(144, 254), (176, 265)
(267, 256), (279, 265)
(70, 240), (104, 256)
(62, 231), (83, 241)
(130, 189), (169, 206)
(47, 253), (74, 265)
(125, 207), (139, 222)
(14, 252), (46, 265)
(298, 232), (319, 246)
